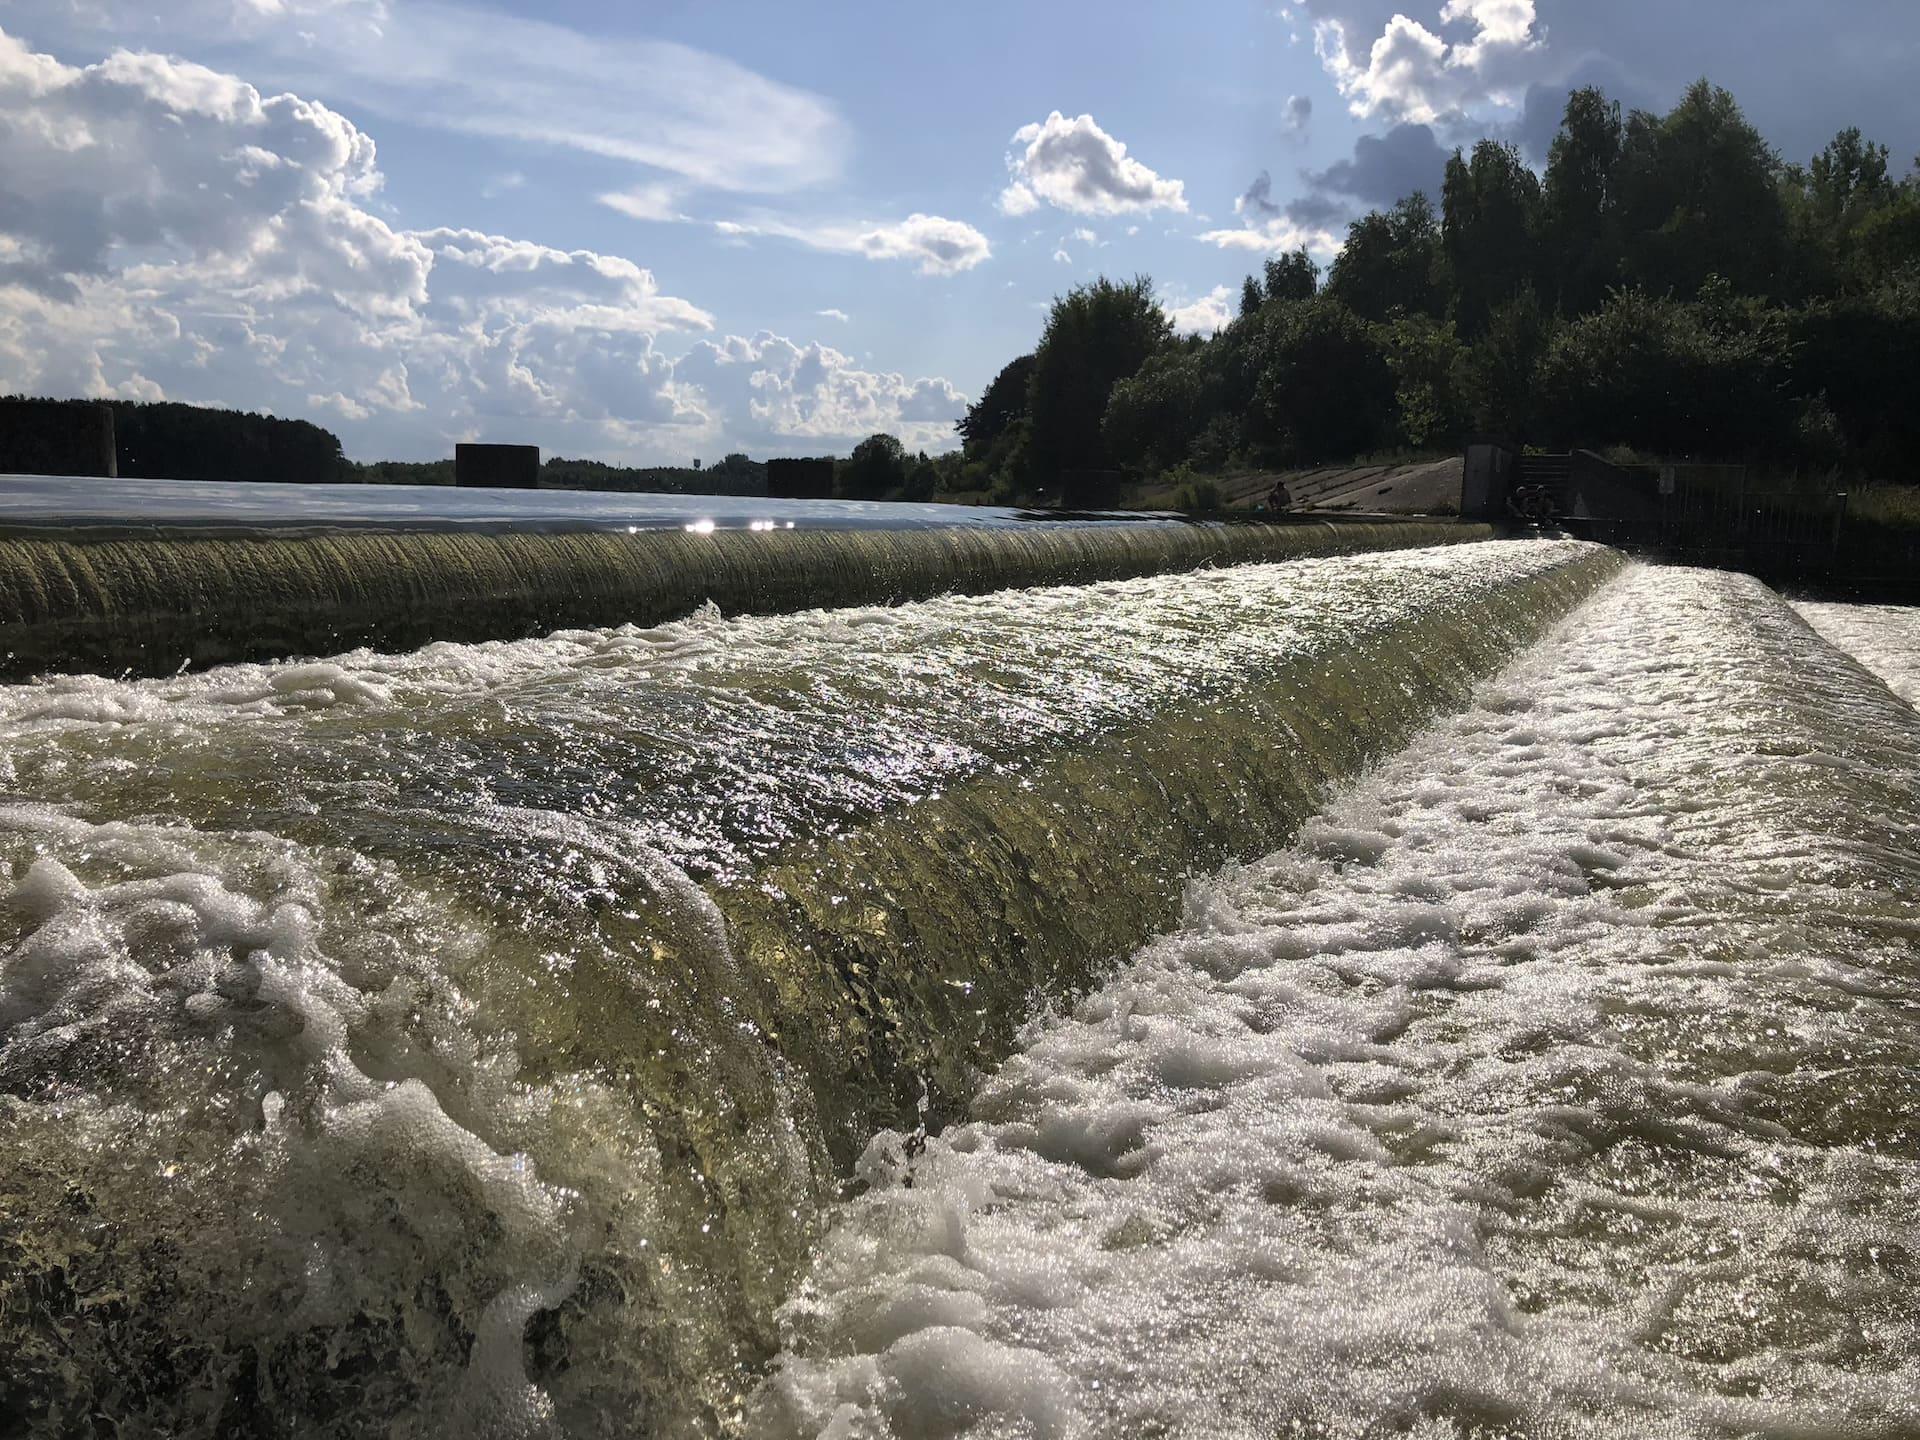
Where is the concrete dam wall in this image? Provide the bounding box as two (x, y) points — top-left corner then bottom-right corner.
(0, 475), (1493, 679)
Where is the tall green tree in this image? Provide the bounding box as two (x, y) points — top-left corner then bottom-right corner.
(836, 432), (909, 499)
(1614, 80), (1786, 298)
(1541, 88), (1624, 314)
(1443, 140), (1543, 337)
(1243, 298), (1395, 463)
(1263, 248), (1319, 303)
(1026, 276), (1171, 502)
(1324, 194), (1444, 321)
(956, 353), (1035, 459)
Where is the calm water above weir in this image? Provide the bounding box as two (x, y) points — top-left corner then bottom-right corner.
(2, 541), (1916, 1438)
(0, 473), (1079, 533)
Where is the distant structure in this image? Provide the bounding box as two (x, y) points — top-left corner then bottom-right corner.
(1460, 437), (1517, 519)
(0, 398), (117, 477)
(766, 457), (835, 500)
(455, 442), (540, 489)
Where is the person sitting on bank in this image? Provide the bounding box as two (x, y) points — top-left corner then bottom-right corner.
(1265, 481), (1292, 514)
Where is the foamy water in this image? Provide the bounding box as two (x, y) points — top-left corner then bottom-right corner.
(1793, 599), (1920, 707)
(0, 540), (1616, 1436)
(751, 568), (1920, 1440)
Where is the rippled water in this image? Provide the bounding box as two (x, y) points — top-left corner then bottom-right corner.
(1793, 599), (1920, 707)
(0, 539), (1615, 1436)
(754, 568), (1920, 1439)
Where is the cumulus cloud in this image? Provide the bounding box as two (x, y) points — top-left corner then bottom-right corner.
(674, 332), (964, 454)
(1199, 216), (1340, 257)
(1308, 122), (1451, 207)
(1285, 94), (1314, 133)
(1217, 118), (1452, 259)
(1164, 285), (1236, 336)
(816, 308), (850, 323)
(1237, 172), (1283, 221)
(711, 212), (990, 276)
(1200, 174), (1323, 251)
(1313, 0), (1541, 123)
(999, 111), (1188, 217)
(0, 26), (963, 461)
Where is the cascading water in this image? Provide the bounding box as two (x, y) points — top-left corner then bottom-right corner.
(0, 538), (1619, 1436)
(1792, 599), (1920, 707)
(751, 568), (1920, 1439)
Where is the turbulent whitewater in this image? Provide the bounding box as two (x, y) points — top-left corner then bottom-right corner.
(1793, 598), (1920, 707)
(753, 567), (1920, 1439)
(0, 539), (1613, 1436)
(3, 542), (1915, 1438)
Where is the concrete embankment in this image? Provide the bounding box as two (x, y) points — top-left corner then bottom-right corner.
(0, 477), (1493, 678)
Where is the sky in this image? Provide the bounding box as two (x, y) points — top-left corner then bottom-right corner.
(1, 1), (1916, 465)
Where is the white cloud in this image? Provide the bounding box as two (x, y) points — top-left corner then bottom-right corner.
(1199, 217), (1342, 257)
(1285, 93), (1314, 132)
(1313, 0), (1541, 122)
(597, 182), (687, 224)
(8, 0), (849, 194)
(853, 215), (992, 275)
(711, 212), (990, 276)
(0, 26), (960, 462)
(997, 182), (1041, 217)
(674, 332), (964, 454)
(1000, 111), (1188, 217)
(816, 308), (850, 323)
(1165, 285), (1236, 336)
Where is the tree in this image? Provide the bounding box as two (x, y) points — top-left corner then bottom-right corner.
(1239, 275), (1264, 319)
(1324, 194), (1444, 321)
(1443, 140), (1543, 337)
(1536, 287), (1789, 456)
(1243, 298), (1395, 463)
(1613, 81), (1786, 299)
(956, 353), (1035, 460)
(1026, 276), (1172, 502)
(837, 432), (909, 499)
(1102, 344), (1219, 474)
(1375, 313), (1467, 449)
(1459, 286), (1555, 437)
(1785, 128), (1911, 295)
(1263, 248), (1319, 303)
(1541, 87), (1624, 314)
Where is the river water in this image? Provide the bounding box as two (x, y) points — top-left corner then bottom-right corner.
(2, 544), (1915, 1437)
(751, 568), (1920, 1439)
(1793, 599), (1920, 708)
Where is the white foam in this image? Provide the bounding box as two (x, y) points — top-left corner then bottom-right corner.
(751, 568), (1920, 1438)
(1793, 598), (1920, 707)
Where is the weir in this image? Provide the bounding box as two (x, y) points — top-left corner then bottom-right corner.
(0, 475), (1490, 680)
(0, 538), (1619, 1436)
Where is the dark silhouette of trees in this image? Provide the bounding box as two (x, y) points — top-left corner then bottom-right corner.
(1026, 276), (1170, 502)
(836, 432), (910, 499)
(1443, 141), (1543, 337)
(1541, 88), (1624, 315)
(1324, 194), (1444, 321)
(1263, 249), (1319, 303)
(952, 74), (1920, 499)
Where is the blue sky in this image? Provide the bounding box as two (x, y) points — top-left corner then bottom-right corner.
(1, 1), (1916, 464)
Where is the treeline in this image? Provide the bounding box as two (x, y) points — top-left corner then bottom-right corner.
(1, 397), (350, 484)
(954, 80), (1920, 506)
(354, 452), (766, 493)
